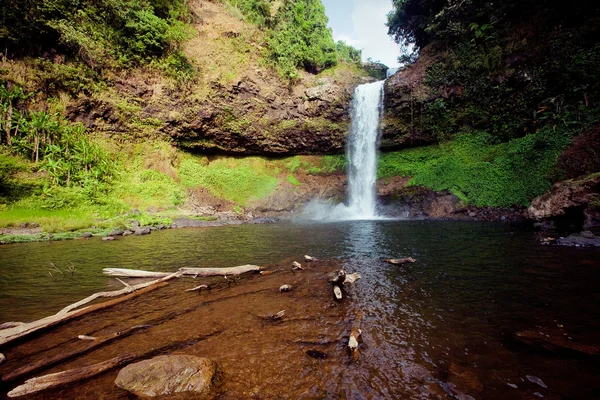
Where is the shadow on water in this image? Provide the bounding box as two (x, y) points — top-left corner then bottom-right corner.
(0, 220), (599, 398)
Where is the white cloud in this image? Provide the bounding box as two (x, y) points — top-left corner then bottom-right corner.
(333, 33), (365, 49)
(351, 0), (400, 67)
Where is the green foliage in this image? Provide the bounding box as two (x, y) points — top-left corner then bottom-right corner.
(223, 0), (343, 81)
(378, 129), (575, 207)
(225, 0), (274, 27)
(1, 0), (192, 67)
(1, 83), (114, 188)
(267, 0), (337, 80)
(286, 173), (301, 186)
(155, 50), (197, 83)
(336, 41), (362, 64)
(386, 0), (600, 144)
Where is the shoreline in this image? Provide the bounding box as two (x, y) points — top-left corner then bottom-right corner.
(0, 207), (530, 245)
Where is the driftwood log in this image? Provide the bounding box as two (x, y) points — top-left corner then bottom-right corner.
(103, 265), (261, 278)
(333, 286), (343, 300)
(3, 325), (149, 382)
(384, 257), (416, 265)
(58, 271), (181, 315)
(344, 273), (361, 285)
(349, 312), (364, 362)
(7, 355), (134, 398)
(185, 284), (209, 292)
(0, 322), (23, 330)
(6, 331), (222, 398)
(0, 272), (178, 347)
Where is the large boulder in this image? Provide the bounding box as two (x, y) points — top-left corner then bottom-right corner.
(527, 173), (600, 230)
(115, 355), (217, 397)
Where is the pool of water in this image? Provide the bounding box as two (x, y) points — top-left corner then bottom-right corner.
(1, 220), (599, 398)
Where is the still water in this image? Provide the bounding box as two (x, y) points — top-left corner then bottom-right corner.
(0, 221), (599, 398)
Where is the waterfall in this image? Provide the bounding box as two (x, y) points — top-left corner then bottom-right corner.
(346, 80), (385, 218)
(300, 80), (385, 220)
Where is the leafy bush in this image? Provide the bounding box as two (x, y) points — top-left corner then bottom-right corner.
(223, 0), (350, 81)
(1, 0), (192, 67)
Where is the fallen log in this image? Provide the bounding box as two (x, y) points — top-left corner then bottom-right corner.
(58, 271), (182, 315)
(0, 322), (23, 330)
(384, 257), (416, 265)
(349, 312), (364, 362)
(6, 331), (222, 398)
(333, 285), (343, 300)
(0, 273), (175, 346)
(179, 265), (261, 277)
(344, 273), (361, 285)
(185, 285), (209, 292)
(103, 265), (262, 278)
(3, 325), (149, 382)
(7, 355), (133, 398)
(102, 268), (171, 278)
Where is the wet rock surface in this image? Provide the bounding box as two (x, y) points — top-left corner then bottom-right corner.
(556, 231), (600, 247)
(528, 173), (600, 231)
(377, 183), (525, 221)
(115, 355), (216, 397)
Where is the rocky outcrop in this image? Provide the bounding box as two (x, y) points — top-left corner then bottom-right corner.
(65, 0), (365, 156)
(377, 184), (463, 219)
(166, 76), (355, 155)
(527, 173), (600, 231)
(381, 51), (439, 150)
(114, 355), (216, 397)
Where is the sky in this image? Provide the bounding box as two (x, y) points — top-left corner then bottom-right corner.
(321, 0), (401, 67)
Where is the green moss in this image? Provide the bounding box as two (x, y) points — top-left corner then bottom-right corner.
(378, 129), (574, 207)
(286, 174), (301, 186)
(179, 155), (279, 206)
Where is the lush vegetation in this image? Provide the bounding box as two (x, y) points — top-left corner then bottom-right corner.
(1, 0), (192, 67)
(378, 128), (574, 207)
(381, 0), (600, 206)
(223, 0), (362, 81)
(386, 0), (600, 141)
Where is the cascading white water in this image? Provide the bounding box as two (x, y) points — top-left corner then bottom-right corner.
(346, 80), (385, 218)
(300, 80), (385, 220)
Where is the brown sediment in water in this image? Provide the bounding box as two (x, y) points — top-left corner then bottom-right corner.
(0, 258), (358, 399)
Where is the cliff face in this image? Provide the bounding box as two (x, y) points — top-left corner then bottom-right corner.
(60, 0), (366, 155)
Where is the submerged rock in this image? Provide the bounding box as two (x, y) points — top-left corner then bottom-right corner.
(115, 355), (216, 397)
(514, 329), (600, 358)
(556, 231), (600, 247)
